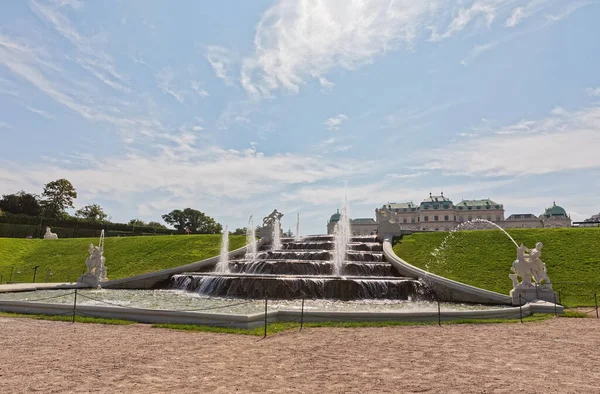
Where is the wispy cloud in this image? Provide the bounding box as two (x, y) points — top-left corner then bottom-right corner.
(430, 1), (497, 41)
(190, 80), (209, 97)
(505, 0), (550, 27)
(460, 40), (500, 66)
(156, 68), (185, 104)
(545, 1), (593, 22)
(26, 106), (55, 119)
(324, 114), (347, 131)
(0, 121), (14, 129)
(585, 87), (600, 97)
(205, 45), (235, 86)
(418, 105), (600, 177)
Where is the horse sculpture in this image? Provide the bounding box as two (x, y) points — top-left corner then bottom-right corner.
(509, 242), (552, 290)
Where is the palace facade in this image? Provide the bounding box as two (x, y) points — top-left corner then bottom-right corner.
(327, 193), (572, 235)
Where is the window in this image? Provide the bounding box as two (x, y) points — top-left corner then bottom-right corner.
(496, 216), (501, 221)
(444, 215), (449, 221)
(424, 216), (429, 222)
(403, 218), (407, 223)
(434, 215), (439, 221)
(476, 206), (482, 209)
(411, 218), (416, 223)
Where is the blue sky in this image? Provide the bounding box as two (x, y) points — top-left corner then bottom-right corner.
(1, 0), (599, 235)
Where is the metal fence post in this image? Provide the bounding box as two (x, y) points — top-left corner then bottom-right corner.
(72, 289), (78, 323)
(263, 297), (268, 338)
(595, 293), (598, 319)
(32, 266), (39, 283)
(300, 297), (305, 331)
(519, 294), (523, 323)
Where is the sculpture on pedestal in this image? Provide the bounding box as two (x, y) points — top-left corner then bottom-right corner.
(263, 209), (284, 227)
(43, 227), (58, 239)
(509, 242), (554, 304)
(78, 242), (108, 287)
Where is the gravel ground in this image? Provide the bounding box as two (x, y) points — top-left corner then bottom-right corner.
(0, 317), (599, 393)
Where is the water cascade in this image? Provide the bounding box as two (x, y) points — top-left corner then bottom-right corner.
(216, 225), (229, 273)
(272, 218), (282, 250)
(295, 213), (300, 241)
(332, 190), (351, 276)
(245, 216), (257, 260)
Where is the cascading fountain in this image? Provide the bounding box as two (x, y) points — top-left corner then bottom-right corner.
(332, 189), (351, 276)
(215, 225), (229, 273)
(245, 216), (257, 260)
(169, 207), (431, 301)
(295, 213), (300, 241)
(272, 217), (282, 250)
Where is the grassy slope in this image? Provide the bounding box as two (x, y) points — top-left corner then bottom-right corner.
(392, 228), (600, 307)
(0, 235), (246, 283)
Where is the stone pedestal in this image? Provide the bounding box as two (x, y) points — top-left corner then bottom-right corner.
(259, 225), (273, 239)
(78, 273), (100, 288)
(511, 286), (557, 305)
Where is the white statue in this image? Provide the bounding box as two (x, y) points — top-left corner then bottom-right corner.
(43, 227), (58, 239)
(509, 242), (552, 290)
(78, 242), (107, 287)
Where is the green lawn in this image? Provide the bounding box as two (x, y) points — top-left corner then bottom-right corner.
(0, 234), (246, 283)
(392, 228), (600, 307)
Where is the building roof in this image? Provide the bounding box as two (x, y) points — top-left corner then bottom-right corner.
(351, 218), (377, 225)
(421, 194), (452, 204)
(584, 213), (600, 222)
(329, 209), (340, 222)
(506, 213), (539, 220)
(385, 201), (416, 210)
(456, 199), (503, 209)
(542, 202), (567, 218)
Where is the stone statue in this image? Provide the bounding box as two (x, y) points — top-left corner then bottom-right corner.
(43, 227), (58, 239)
(78, 243), (107, 287)
(263, 209), (284, 227)
(509, 242), (554, 304)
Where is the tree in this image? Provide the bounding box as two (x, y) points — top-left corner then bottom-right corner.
(41, 179), (77, 218)
(161, 208), (222, 234)
(0, 191), (42, 216)
(147, 221), (167, 229)
(232, 228), (246, 235)
(75, 204), (108, 221)
(128, 218), (147, 227)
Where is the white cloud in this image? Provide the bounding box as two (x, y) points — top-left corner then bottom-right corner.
(156, 68), (185, 104)
(585, 87), (600, 97)
(324, 114), (347, 131)
(241, 0), (439, 97)
(26, 106), (55, 119)
(190, 80), (209, 97)
(205, 46), (235, 86)
(505, 0), (550, 27)
(0, 121), (14, 129)
(460, 40), (499, 66)
(430, 1), (498, 41)
(419, 105), (600, 176)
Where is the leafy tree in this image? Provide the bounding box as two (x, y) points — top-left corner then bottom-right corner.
(0, 191), (42, 216)
(41, 179), (77, 218)
(147, 221), (167, 229)
(161, 208), (222, 234)
(75, 204), (108, 221)
(128, 218), (147, 227)
(232, 227), (246, 235)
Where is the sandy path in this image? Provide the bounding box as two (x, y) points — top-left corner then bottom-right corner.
(0, 317), (598, 393)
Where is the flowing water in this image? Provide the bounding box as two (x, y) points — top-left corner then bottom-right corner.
(215, 225), (229, 273)
(295, 213), (300, 241)
(271, 218), (282, 250)
(245, 216), (257, 260)
(332, 190), (351, 276)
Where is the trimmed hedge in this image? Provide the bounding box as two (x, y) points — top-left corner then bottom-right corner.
(0, 213), (177, 238)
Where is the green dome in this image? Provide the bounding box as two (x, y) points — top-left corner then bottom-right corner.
(330, 209), (341, 222)
(543, 203), (567, 217)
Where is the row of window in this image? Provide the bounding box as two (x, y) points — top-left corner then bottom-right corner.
(400, 215), (503, 223)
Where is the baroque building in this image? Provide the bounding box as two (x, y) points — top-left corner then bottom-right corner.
(326, 194), (573, 234)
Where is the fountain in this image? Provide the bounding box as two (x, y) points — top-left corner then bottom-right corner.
(295, 213), (300, 241)
(215, 225), (229, 273)
(272, 217), (282, 251)
(169, 208), (430, 301)
(245, 216), (257, 260)
(332, 189), (351, 276)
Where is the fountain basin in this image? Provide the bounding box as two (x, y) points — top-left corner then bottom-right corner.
(228, 260), (395, 276)
(170, 273), (429, 300)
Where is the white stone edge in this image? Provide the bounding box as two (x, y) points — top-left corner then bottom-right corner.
(0, 299), (562, 329)
(382, 234), (513, 305)
(101, 238), (268, 289)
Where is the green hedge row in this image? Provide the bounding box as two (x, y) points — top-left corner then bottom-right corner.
(0, 213), (177, 238)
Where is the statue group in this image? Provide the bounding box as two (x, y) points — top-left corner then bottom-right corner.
(78, 243), (108, 287)
(509, 242), (555, 304)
